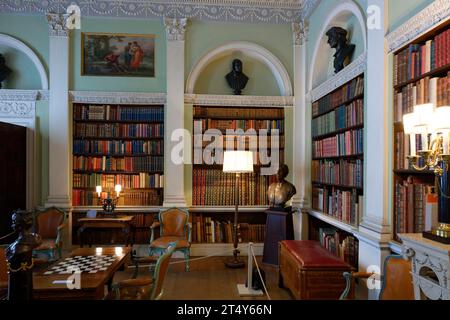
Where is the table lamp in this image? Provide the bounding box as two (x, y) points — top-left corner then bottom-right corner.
(96, 184), (122, 216)
(223, 151), (254, 268)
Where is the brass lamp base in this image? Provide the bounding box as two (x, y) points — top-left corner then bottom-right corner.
(225, 249), (245, 269)
(423, 223), (450, 244)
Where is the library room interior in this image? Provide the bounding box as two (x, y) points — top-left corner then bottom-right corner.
(1, 0), (450, 303)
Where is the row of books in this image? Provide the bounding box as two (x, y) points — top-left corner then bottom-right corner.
(193, 106), (284, 119)
(312, 76), (364, 117)
(195, 150), (285, 167)
(73, 173), (164, 189)
(312, 159), (363, 188)
(312, 99), (364, 138)
(394, 131), (427, 170)
(72, 189), (162, 206)
(194, 119), (284, 133)
(394, 74), (450, 122)
(393, 28), (450, 85)
(74, 104), (164, 121)
(395, 177), (438, 235)
(192, 217), (265, 244)
(192, 168), (277, 206)
(74, 123), (164, 138)
(194, 134), (285, 150)
(312, 187), (362, 226)
(73, 156), (164, 172)
(318, 228), (359, 268)
(73, 140), (163, 156)
(312, 129), (364, 159)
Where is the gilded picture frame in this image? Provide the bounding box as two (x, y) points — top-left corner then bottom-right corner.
(81, 32), (155, 77)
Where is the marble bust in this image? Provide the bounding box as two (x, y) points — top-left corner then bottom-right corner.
(267, 164), (296, 209)
(326, 27), (355, 73)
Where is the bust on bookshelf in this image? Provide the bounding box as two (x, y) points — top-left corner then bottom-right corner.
(267, 164), (296, 210)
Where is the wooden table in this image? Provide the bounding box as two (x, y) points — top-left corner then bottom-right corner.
(77, 216), (135, 247)
(33, 247), (131, 300)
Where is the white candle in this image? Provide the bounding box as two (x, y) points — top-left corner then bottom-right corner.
(96, 185), (102, 197)
(421, 132), (428, 151)
(410, 134), (416, 157)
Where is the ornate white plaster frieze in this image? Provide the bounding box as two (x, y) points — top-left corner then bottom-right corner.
(310, 54), (366, 102)
(164, 17), (188, 41)
(0, 0), (319, 24)
(46, 12), (71, 37)
(292, 19), (309, 46)
(69, 91), (167, 105)
(0, 89), (49, 101)
(0, 101), (35, 118)
(386, 0), (450, 53)
(184, 94), (293, 107)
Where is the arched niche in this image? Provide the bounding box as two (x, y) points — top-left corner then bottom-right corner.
(308, 0), (367, 92)
(0, 34), (48, 90)
(186, 41), (292, 96)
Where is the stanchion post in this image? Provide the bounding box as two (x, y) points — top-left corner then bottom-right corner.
(237, 242), (264, 296)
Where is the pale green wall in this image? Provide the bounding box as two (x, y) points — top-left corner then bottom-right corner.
(70, 17), (166, 92)
(388, 0), (434, 32)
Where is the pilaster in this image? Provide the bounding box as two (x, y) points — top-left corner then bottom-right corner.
(163, 17), (188, 207)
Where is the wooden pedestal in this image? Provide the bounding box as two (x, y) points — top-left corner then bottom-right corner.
(262, 208), (294, 266)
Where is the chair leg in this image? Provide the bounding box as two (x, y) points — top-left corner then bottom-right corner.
(184, 251), (190, 272)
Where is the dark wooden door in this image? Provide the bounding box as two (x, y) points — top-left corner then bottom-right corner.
(0, 121), (26, 243)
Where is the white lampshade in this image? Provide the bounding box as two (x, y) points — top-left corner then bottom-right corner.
(223, 151), (254, 173)
(403, 112), (418, 135)
(413, 103), (434, 129)
(431, 107), (450, 132)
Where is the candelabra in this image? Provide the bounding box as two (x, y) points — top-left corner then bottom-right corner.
(96, 185), (122, 216)
(403, 104), (450, 243)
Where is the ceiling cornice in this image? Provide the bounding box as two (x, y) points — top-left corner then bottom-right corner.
(0, 0), (320, 24)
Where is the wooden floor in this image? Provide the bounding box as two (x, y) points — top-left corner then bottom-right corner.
(113, 256), (294, 300)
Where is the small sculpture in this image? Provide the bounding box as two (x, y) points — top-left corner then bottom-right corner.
(6, 210), (41, 301)
(225, 59), (249, 95)
(0, 54), (12, 89)
(267, 164), (297, 209)
(326, 27), (355, 73)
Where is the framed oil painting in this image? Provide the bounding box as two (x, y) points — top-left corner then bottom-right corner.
(82, 33), (155, 77)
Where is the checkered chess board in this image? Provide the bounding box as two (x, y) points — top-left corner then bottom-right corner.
(43, 255), (117, 275)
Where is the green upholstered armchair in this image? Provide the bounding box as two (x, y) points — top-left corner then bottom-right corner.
(340, 254), (415, 300)
(149, 208), (191, 272)
(32, 207), (66, 261)
(110, 242), (177, 300)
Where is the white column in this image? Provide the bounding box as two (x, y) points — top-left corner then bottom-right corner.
(291, 21), (309, 240)
(359, 0), (392, 300)
(45, 13), (71, 209)
(163, 17), (188, 207)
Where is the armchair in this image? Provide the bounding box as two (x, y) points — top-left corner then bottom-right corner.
(340, 254), (415, 300)
(110, 242), (176, 300)
(149, 208), (191, 272)
(32, 207), (66, 261)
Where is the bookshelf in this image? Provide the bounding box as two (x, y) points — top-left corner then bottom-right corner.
(71, 103), (165, 245)
(310, 75), (365, 229)
(191, 105), (285, 246)
(391, 21), (450, 242)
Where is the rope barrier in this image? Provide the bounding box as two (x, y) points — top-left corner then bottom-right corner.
(250, 244), (271, 300)
(0, 231), (15, 241)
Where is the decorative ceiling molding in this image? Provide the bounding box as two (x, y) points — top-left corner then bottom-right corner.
(69, 91), (166, 104)
(310, 53), (366, 102)
(386, 0), (450, 53)
(0, 89), (49, 101)
(0, 0), (320, 24)
(184, 94), (293, 107)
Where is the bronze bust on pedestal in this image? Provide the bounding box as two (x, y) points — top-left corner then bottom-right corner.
(225, 59), (249, 95)
(267, 164), (297, 209)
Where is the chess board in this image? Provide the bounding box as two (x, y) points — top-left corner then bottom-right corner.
(43, 255), (118, 275)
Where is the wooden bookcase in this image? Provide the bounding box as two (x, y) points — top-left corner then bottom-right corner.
(391, 21), (450, 242)
(71, 103), (165, 245)
(191, 105), (285, 246)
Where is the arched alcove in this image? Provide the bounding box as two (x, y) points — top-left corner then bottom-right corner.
(0, 34), (48, 90)
(186, 41), (292, 96)
(308, 0), (367, 91)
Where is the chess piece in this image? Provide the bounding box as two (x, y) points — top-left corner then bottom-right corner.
(326, 27), (355, 73)
(0, 54), (12, 89)
(267, 164), (297, 209)
(225, 59), (249, 95)
(6, 210), (41, 301)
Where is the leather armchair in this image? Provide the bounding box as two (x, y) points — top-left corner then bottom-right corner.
(149, 208), (191, 272)
(340, 254), (415, 300)
(110, 243), (176, 300)
(33, 207), (66, 261)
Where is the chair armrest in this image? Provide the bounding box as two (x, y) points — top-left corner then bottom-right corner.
(339, 272), (375, 300)
(55, 223), (67, 247)
(150, 221), (161, 243)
